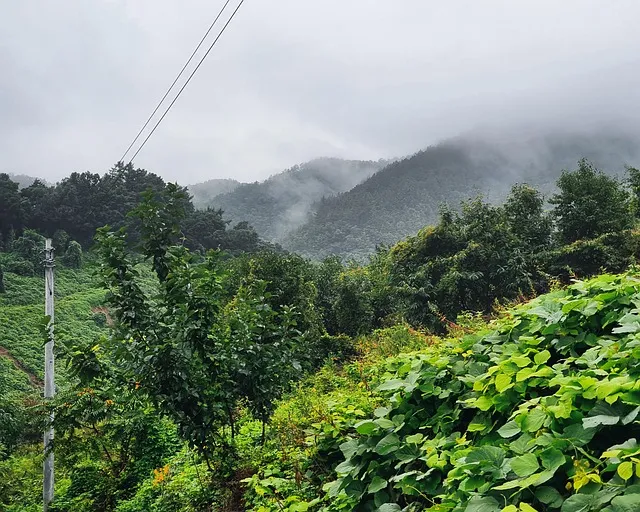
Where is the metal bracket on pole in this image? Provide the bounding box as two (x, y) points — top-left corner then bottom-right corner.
(43, 239), (55, 511)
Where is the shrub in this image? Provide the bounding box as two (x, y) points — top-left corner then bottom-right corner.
(324, 273), (640, 510)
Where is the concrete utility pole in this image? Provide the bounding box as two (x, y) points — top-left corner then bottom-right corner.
(43, 238), (55, 511)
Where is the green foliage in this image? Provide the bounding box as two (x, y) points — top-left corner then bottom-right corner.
(388, 194), (538, 330)
(241, 325), (439, 512)
(0, 165), (268, 254)
(243, 250), (322, 336)
(80, 185), (306, 466)
(217, 279), (304, 430)
(0, 264), (106, 377)
(113, 448), (229, 512)
(0, 173), (23, 245)
(13, 229), (45, 268)
(61, 240), (83, 268)
(551, 159), (632, 244)
(322, 273), (640, 510)
(504, 183), (552, 251)
(543, 231), (639, 281)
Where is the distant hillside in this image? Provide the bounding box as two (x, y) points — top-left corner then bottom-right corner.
(208, 158), (386, 240)
(187, 178), (241, 209)
(283, 130), (640, 260)
(7, 173), (44, 189)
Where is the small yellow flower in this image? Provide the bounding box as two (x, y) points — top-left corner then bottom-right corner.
(105, 399), (114, 407)
(152, 464), (170, 487)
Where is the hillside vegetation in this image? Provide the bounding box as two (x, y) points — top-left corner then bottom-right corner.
(3, 154), (640, 510)
(284, 132), (640, 259)
(207, 158), (386, 241)
(241, 272), (640, 511)
(188, 178), (241, 209)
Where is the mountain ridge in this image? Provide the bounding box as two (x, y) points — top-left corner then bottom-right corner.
(281, 130), (640, 259)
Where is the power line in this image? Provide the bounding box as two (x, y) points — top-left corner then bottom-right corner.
(118, 0), (233, 164)
(126, 0), (246, 165)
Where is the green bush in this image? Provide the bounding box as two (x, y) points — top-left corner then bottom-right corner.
(6, 258), (35, 276)
(322, 272), (640, 510)
(61, 240), (83, 268)
(543, 230), (638, 281)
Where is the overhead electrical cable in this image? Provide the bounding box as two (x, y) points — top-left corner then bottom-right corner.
(119, 0), (242, 164)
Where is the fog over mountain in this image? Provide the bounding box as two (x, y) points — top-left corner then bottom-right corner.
(203, 158), (386, 240)
(188, 178), (241, 209)
(282, 127), (640, 259)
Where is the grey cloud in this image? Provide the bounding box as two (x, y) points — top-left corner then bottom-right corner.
(1, 0), (640, 183)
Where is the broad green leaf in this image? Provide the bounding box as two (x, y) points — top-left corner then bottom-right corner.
(374, 407), (391, 417)
(510, 433), (534, 454)
(375, 433), (400, 455)
(523, 408), (547, 432)
(495, 373), (512, 392)
(374, 418), (396, 429)
(395, 444), (421, 462)
(617, 461), (634, 480)
(498, 421), (521, 438)
(536, 486), (564, 507)
(355, 420), (378, 435)
(610, 494), (640, 512)
(367, 476), (387, 494)
(377, 505), (402, 512)
(473, 395), (494, 411)
(377, 379), (405, 391)
(335, 459), (357, 475)
(583, 414), (619, 429)
(520, 504), (538, 512)
(465, 496), (500, 512)
(512, 355), (532, 368)
(516, 367), (535, 382)
(561, 494), (595, 512)
(501, 506), (518, 512)
(339, 439), (359, 459)
(405, 433), (424, 444)
(467, 446), (506, 469)
(511, 453), (540, 477)
(622, 406), (640, 425)
(540, 447), (566, 471)
(534, 350), (551, 365)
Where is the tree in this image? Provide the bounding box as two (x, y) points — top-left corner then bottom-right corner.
(0, 265), (5, 294)
(627, 165), (640, 217)
(218, 280), (301, 441)
(0, 174), (23, 241)
(13, 229), (45, 268)
(389, 197), (536, 330)
(550, 159), (632, 244)
(67, 183), (304, 469)
(504, 183), (552, 251)
(61, 240), (82, 268)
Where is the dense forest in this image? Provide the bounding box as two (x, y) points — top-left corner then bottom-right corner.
(0, 163), (275, 262)
(4, 154), (640, 510)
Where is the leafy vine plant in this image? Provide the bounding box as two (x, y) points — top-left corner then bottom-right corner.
(322, 273), (640, 511)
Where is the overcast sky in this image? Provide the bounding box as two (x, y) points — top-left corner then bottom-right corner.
(2, 1), (640, 184)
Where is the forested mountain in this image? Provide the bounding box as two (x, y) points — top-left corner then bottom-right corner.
(187, 178), (241, 209)
(206, 157), (386, 240)
(283, 131), (640, 259)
